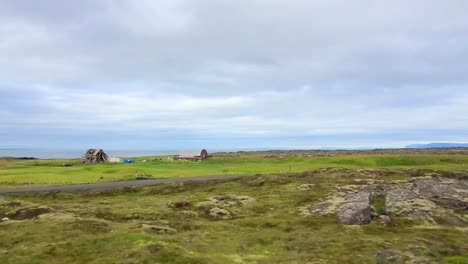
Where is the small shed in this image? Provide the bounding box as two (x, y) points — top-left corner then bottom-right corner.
(175, 149), (208, 161)
(83, 149), (108, 164)
(109, 157), (121, 163)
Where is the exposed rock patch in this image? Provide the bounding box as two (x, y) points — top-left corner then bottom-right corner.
(209, 207), (231, 220)
(196, 194), (255, 220)
(374, 249), (432, 264)
(336, 191), (375, 225)
(195, 200), (219, 210)
(377, 215), (392, 225)
(375, 249), (405, 263)
(167, 200), (191, 209)
(143, 224), (177, 235)
(306, 176), (467, 225)
(6, 205), (53, 220)
(196, 195), (255, 209)
(309, 190), (375, 224)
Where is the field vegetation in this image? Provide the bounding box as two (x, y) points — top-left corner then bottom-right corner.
(1, 167), (467, 263)
(1, 152), (468, 188)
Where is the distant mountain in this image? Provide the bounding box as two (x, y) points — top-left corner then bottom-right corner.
(406, 143), (468, 149)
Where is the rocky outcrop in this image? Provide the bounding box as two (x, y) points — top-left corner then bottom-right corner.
(375, 249), (405, 263)
(209, 207), (231, 220)
(196, 194), (255, 220)
(412, 178), (468, 210)
(309, 190), (375, 225)
(196, 195), (255, 209)
(374, 249), (432, 264)
(387, 178), (468, 217)
(305, 176), (467, 225)
(336, 191), (375, 225)
(143, 224), (177, 235)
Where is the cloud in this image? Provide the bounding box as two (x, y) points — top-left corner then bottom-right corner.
(1, 0), (468, 149)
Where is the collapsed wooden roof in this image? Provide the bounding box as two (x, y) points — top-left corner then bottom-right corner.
(83, 149), (108, 164)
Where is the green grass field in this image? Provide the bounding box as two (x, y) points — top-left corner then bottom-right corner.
(1, 154), (468, 188)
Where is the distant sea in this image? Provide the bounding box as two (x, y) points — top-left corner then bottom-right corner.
(0, 149), (180, 159)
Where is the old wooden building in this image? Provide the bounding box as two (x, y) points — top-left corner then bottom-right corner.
(83, 149), (109, 164)
(174, 149), (208, 161)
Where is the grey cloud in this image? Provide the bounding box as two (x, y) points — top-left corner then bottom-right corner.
(1, 0), (468, 148)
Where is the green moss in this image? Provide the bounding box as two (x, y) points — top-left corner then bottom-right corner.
(444, 256), (468, 264)
(372, 195), (387, 215)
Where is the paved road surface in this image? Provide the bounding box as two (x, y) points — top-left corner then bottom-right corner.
(0, 174), (253, 195)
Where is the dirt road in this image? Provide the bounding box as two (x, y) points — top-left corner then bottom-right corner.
(0, 174), (253, 195)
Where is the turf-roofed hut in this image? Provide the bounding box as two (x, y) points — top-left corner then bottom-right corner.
(83, 149), (109, 164)
(175, 149), (208, 161)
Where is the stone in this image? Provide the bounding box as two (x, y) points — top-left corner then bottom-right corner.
(209, 207), (231, 220)
(412, 179), (462, 200)
(386, 185), (417, 204)
(197, 194), (255, 209)
(385, 186), (435, 217)
(304, 176), (468, 226)
(143, 224), (177, 234)
(1, 217), (9, 222)
(336, 191), (375, 225)
(378, 215), (392, 225)
(430, 197), (467, 210)
(234, 195), (256, 206)
(375, 249), (404, 263)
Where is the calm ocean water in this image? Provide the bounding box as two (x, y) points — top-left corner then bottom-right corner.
(0, 149), (180, 159)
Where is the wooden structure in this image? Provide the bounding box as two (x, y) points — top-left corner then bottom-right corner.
(175, 149), (208, 161)
(83, 149), (108, 164)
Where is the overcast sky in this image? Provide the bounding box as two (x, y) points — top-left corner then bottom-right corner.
(1, 0), (468, 150)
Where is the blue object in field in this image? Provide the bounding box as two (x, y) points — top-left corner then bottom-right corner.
(123, 159), (135, 163)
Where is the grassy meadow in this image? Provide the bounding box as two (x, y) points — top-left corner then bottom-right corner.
(1, 169), (467, 263)
(1, 153), (468, 188)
